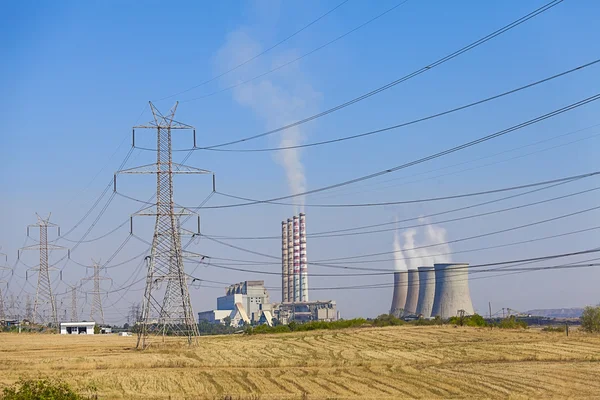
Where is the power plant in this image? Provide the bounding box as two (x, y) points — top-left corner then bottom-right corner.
(389, 271), (407, 318)
(281, 213), (309, 303)
(415, 266), (435, 318)
(391, 263), (474, 319)
(403, 269), (420, 316)
(431, 263), (474, 319)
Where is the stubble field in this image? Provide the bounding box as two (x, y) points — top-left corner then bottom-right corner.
(1, 326), (599, 399)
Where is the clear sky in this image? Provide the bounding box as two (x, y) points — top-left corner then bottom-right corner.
(1, 0), (599, 324)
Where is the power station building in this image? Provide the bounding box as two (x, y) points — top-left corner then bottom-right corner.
(390, 263), (474, 319)
(198, 280), (273, 327)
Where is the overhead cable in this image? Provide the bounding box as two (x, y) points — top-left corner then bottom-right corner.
(201, 0), (565, 149)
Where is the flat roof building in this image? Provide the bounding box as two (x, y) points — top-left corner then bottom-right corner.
(60, 321), (95, 335)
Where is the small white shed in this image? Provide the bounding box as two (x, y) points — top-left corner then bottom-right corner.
(60, 321), (95, 335)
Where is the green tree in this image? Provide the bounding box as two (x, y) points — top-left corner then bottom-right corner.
(93, 325), (100, 335)
(223, 316), (232, 327)
(580, 305), (600, 333)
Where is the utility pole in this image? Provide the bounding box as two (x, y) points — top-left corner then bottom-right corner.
(81, 261), (111, 325)
(19, 214), (68, 330)
(115, 102), (212, 349)
(488, 302), (492, 319)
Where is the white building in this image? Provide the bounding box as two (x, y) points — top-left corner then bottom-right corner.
(60, 321), (95, 335)
(198, 280), (272, 326)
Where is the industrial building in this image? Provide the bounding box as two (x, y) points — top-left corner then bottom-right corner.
(390, 263), (474, 319)
(198, 280), (273, 326)
(281, 213), (308, 303)
(274, 300), (338, 324)
(60, 321), (95, 335)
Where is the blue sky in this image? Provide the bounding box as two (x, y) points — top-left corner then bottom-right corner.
(1, 0), (599, 323)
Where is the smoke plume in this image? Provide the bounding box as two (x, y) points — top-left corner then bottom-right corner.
(393, 218), (451, 270)
(215, 30), (321, 211)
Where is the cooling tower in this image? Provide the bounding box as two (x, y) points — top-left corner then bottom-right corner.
(293, 216), (300, 302)
(430, 263), (474, 319)
(415, 266), (435, 318)
(403, 269), (420, 316)
(281, 221), (289, 302)
(390, 271), (408, 318)
(299, 213), (308, 302)
(287, 219), (294, 302)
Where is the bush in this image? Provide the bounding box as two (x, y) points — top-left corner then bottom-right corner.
(2, 379), (83, 400)
(542, 326), (566, 333)
(447, 313), (487, 327)
(245, 318), (368, 335)
(580, 305), (600, 333)
(496, 316), (528, 329)
(372, 314), (404, 327)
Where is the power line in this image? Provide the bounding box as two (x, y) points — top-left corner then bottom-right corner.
(187, 248), (600, 277)
(180, 0), (411, 105)
(200, 93), (600, 208)
(155, 0), (352, 102)
(195, 59), (599, 152)
(201, 0), (564, 149)
(199, 202), (600, 269)
(205, 184), (600, 240)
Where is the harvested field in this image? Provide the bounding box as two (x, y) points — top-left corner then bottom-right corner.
(1, 326), (599, 399)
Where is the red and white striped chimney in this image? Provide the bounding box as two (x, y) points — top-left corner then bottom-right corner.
(281, 221), (288, 303)
(293, 215), (300, 302)
(299, 213), (308, 302)
(287, 218), (294, 302)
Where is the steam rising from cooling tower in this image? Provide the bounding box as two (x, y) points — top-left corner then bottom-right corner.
(282, 213), (309, 303)
(390, 222), (474, 319)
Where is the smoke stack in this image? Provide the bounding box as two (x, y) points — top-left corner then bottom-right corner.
(282, 221), (288, 303)
(431, 263), (474, 319)
(415, 266), (435, 318)
(293, 216), (300, 302)
(390, 271), (407, 317)
(287, 219), (294, 302)
(299, 213), (308, 302)
(403, 269), (420, 316)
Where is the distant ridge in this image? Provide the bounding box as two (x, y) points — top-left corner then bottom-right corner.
(526, 308), (584, 318)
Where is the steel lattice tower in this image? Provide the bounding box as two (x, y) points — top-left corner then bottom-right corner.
(19, 215), (67, 330)
(0, 251), (7, 321)
(82, 261), (110, 324)
(70, 285), (78, 322)
(116, 102), (210, 349)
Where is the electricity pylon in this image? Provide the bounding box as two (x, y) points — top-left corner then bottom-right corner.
(115, 101), (212, 349)
(19, 214), (68, 330)
(81, 261), (111, 324)
(0, 251), (8, 321)
(71, 285), (78, 322)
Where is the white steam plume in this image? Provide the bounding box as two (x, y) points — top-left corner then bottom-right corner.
(394, 218), (452, 269)
(393, 229), (408, 271)
(215, 31), (321, 212)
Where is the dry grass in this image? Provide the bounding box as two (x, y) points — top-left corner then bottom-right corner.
(1, 326), (599, 399)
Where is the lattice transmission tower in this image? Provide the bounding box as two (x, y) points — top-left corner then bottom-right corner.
(19, 214), (68, 329)
(70, 284), (78, 322)
(81, 261), (111, 324)
(0, 251), (8, 321)
(115, 101), (212, 349)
